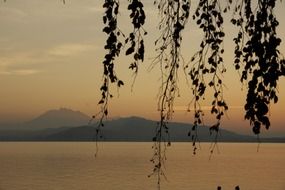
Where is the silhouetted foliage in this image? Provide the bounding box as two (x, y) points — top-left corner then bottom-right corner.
(2, 0), (283, 189)
(94, 0), (285, 188)
(216, 186), (241, 190)
(231, 0), (285, 135)
(187, 0), (228, 154)
(148, 0), (190, 186)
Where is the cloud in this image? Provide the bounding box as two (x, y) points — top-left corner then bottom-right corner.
(0, 51), (44, 76)
(173, 105), (243, 112)
(13, 69), (41, 75)
(0, 7), (28, 21)
(48, 43), (98, 57)
(0, 42), (99, 76)
(86, 6), (105, 14)
(0, 71), (10, 75)
(0, 69), (41, 76)
(0, 51), (41, 68)
(173, 105), (214, 112)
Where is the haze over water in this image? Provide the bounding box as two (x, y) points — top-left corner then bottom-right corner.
(0, 142), (284, 190)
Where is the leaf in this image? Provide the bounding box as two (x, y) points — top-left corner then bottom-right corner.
(260, 116), (270, 129)
(98, 99), (104, 104)
(103, 16), (107, 24)
(126, 47), (134, 55)
(209, 125), (219, 133)
(253, 121), (261, 134)
(103, 2), (109, 8)
(117, 42), (122, 49)
(103, 26), (111, 34)
(117, 80), (124, 87)
(273, 95), (278, 103)
(138, 40), (145, 61)
(100, 85), (107, 92)
(231, 19), (237, 25)
(114, 5), (119, 15)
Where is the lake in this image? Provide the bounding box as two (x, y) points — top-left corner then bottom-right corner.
(0, 142), (284, 190)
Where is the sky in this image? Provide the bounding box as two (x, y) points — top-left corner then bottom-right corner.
(0, 0), (285, 136)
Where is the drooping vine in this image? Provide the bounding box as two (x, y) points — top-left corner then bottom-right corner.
(96, 0), (124, 145)
(2, 0), (285, 189)
(96, 0), (147, 144)
(186, 0), (228, 154)
(231, 0), (285, 135)
(125, 0), (147, 87)
(94, 0), (285, 188)
(148, 0), (190, 187)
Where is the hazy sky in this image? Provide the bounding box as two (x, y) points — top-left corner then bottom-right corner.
(1, 0), (285, 136)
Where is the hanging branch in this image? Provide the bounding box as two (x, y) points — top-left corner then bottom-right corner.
(187, 0), (228, 154)
(149, 0), (190, 188)
(96, 0), (125, 145)
(126, 0), (147, 88)
(232, 0), (285, 135)
(95, 0), (147, 154)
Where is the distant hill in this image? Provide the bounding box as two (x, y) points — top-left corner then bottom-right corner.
(0, 116), (284, 142)
(24, 108), (90, 129)
(21, 108), (91, 130)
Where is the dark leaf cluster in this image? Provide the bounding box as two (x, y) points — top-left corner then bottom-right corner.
(96, 0), (285, 187)
(232, 0), (285, 134)
(188, 0), (228, 153)
(97, 0), (125, 140)
(150, 0), (190, 184)
(125, 0), (147, 77)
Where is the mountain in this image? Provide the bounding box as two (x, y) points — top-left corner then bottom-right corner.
(22, 108), (91, 129)
(52, 116), (257, 142)
(1, 116), (284, 142)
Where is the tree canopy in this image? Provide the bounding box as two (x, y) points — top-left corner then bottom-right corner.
(94, 0), (285, 188)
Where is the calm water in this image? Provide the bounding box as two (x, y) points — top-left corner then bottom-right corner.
(0, 142), (284, 190)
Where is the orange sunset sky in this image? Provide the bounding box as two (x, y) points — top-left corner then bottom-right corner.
(0, 0), (285, 136)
